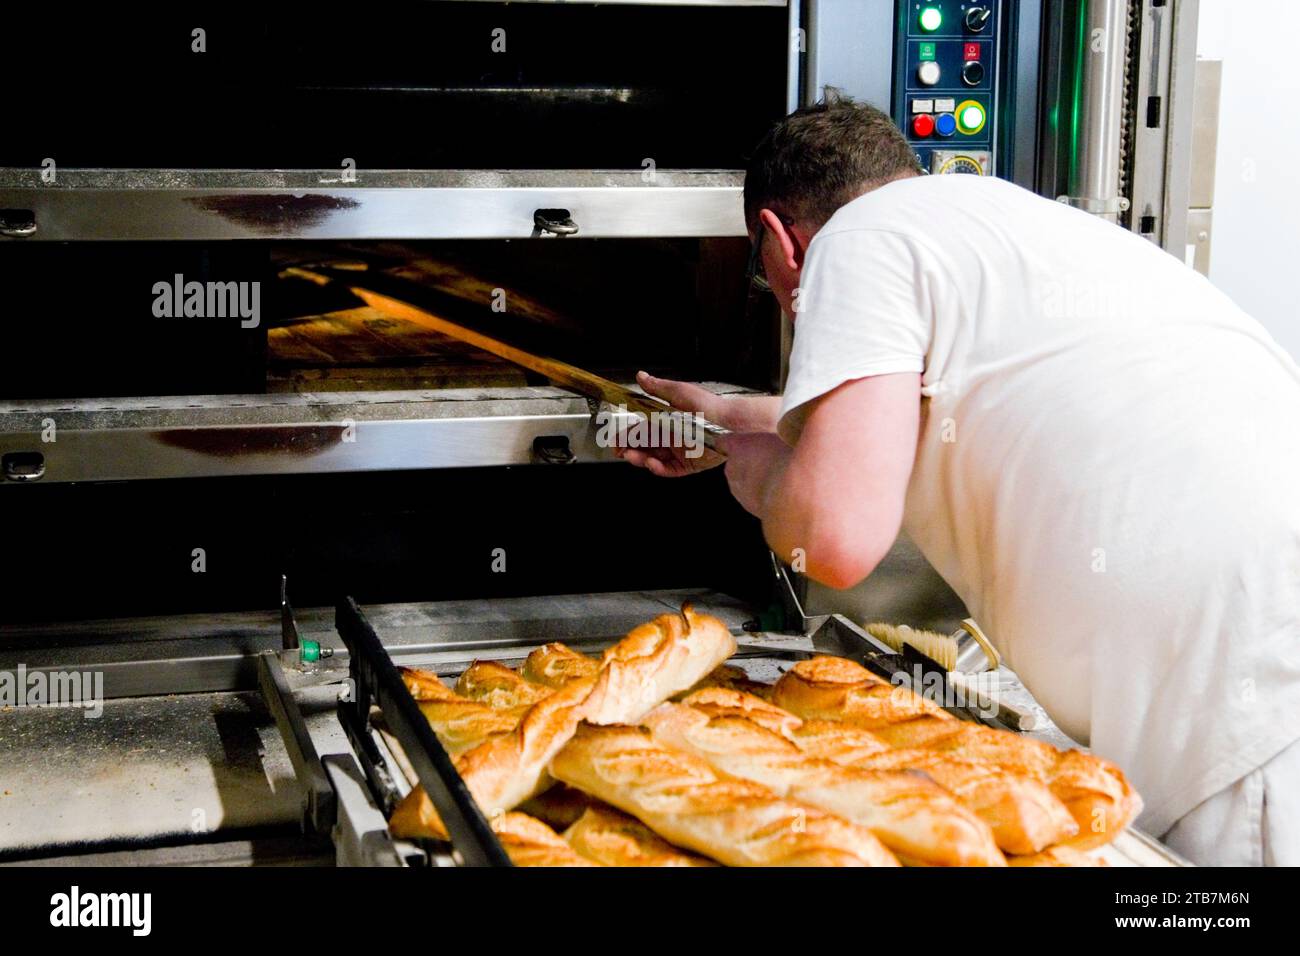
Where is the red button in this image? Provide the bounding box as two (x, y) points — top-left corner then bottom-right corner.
(964, 42), (981, 61)
(912, 114), (936, 138)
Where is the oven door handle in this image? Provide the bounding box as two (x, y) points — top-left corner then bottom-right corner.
(532, 208), (579, 237)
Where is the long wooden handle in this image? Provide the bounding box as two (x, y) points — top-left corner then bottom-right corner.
(282, 266), (729, 449)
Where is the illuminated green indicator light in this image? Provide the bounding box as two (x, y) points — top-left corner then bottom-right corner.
(918, 41), (937, 60)
(919, 7), (943, 32)
(958, 103), (987, 133)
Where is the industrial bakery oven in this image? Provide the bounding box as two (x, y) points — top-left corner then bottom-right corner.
(0, 0), (1194, 865)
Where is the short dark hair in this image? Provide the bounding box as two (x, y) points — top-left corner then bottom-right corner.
(743, 94), (921, 233)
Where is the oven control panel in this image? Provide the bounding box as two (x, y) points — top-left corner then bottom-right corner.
(892, 1), (1000, 177)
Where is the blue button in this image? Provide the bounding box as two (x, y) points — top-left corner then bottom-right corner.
(935, 113), (957, 137)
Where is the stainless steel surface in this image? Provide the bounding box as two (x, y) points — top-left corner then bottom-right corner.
(323, 754), (407, 867)
(257, 653), (336, 836)
(1126, 0), (1200, 252)
(1059, 0), (1132, 221)
(0, 384), (757, 484)
(0, 169), (747, 241)
(2, 589), (756, 699)
(0, 690), (304, 856)
(5, 837), (333, 867)
(1188, 58), (1221, 209)
(1186, 206), (1213, 276)
(803, 0), (895, 109)
(952, 618), (1002, 673)
(1185, 57), (1220, 276)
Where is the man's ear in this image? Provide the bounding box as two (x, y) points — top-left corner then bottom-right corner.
(759, 208), (808, 272)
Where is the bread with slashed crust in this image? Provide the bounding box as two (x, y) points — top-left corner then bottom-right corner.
(390, 608), (735, 840)
(641, 702), (1004, 866)
(551, 722), (900, 867)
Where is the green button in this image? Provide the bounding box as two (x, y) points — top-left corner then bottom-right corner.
(919, 41), (937, 61)
(958, 102), (987, 134)
(919, 7), (943, 32)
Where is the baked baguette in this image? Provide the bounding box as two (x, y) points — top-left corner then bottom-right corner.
(772, 656), (953, 729)
(394, 667), (522, 754)
(682, 688), (884, 761)
(551, 722), (900, 867)
(563, 804), (717, 867)
(522, 642), (600, 689)
(455, 660), (554, 711)
(1007, 845), (1107, 867)
(390, 608), (736, 840)
(848, 747), (1078, 854)
(399, 665), (454, 700)
(581, 606), (738, 725)
(681, 688), (1075, 854)
(679, 687), (799, 735)
(642, 703), (1003, 866)
(780, 660), (1141, 850)
(491, 812), (597, 867)
(869, 717), (1140, 848)
(389, 674), (597, 839)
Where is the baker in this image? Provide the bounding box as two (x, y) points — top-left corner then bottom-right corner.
(618, 97), (1300, 866)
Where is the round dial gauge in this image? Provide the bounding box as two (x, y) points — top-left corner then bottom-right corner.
(937, 155), (986, 175)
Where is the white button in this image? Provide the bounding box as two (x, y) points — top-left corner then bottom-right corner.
(912, 99), (935, 113)
(917, 61), (942, 86)
(935, 98), (957, 113)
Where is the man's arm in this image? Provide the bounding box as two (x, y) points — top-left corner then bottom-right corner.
(724, 372), (920, 589)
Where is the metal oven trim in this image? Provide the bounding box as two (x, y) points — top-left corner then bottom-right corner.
(0, 169), (748, 241)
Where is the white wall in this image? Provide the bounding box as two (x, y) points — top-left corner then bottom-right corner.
(1197, 1), (1300, 359)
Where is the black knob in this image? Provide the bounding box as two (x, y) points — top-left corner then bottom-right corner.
(961, 60), (985, 86)
(965, 6), (991, 32)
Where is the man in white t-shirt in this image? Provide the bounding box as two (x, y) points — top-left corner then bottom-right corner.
(618, 99), (1300, 865)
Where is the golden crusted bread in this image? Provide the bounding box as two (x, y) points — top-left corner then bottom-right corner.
(399, 665), (456, 701)
(454, 660), (554, 710)
(551, 722), (900, 867)
(777, 659), (1141, 850)
(679, 687), (802, 735)
(787, 720), (892, 764)
(1007, 845), (1107, 867)
(490, 812), (597, 867)
(849, 748), (1078, 855)
(390, 608), (736, 841)
(394, 667), (522, 754)
(582, 607), (738, 725)
(563, 805), (717, 867)
(772, 656), (953, 729)
(870, 718), (1141, 848)
(389, 674), (597, 840)
(522, 642), (600, 689)
(679, 687), (1075, 855)
(642, 703), (1004, 866)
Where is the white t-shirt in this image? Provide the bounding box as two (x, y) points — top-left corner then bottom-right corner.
(778, 174), (1300, 835)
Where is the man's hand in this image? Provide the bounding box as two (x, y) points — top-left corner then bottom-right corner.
(615, 371), (782, 478)
(713, 432), (792, 516)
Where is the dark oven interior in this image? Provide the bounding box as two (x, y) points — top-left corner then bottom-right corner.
(0, 237), (776, 400)
(5, 1), (790, 170)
